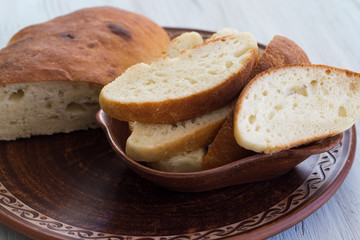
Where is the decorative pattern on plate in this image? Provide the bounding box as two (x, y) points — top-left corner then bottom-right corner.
(0, 132), (346, 240)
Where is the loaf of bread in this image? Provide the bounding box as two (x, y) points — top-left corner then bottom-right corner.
(0, 7), (170, 140)
(99, 32), (258, 124)
(126, 101), (235, 162)
(203, 35), (310, 169)
(234, 64), (360, 154)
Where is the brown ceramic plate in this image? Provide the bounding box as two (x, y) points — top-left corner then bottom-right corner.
(96, 109), (343, 192)
(0, 28), (356, 240)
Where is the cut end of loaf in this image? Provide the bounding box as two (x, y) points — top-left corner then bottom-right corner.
(0, 81), (101, 140)
(234, 64), (360, 154)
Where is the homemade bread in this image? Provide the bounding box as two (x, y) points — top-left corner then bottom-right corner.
(203, 35), (310, 169)
(126, 101), (235, 162)
(207, 27), (239, 41)
(234, 64), (360, 154)
(99, 32), (258, 123)
(0, 7), (170, 140)
(126, 29), (243, 168)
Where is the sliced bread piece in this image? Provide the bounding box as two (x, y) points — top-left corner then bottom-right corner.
(234, 64), (360, 154)
(161, 31), (204, 58)
(99, 32), (258, 123)
(126, 101), (235, 162)
(146, 148), (206, 172)
(203, 35), (310, 169)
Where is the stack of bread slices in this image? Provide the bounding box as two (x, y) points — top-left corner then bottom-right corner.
(100, 28), (360, 172)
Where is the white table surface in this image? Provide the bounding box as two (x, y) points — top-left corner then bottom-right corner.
(0, 0), (360, 239)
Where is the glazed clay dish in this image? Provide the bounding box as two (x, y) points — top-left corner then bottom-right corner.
(96, 109), (343, 192)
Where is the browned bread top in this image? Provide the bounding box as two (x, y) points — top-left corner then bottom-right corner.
(0, 7), (170, 85)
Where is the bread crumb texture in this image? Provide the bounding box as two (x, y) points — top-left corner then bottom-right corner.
(100, 32), (257, 121)
(234, 65), (360, 153)
(0, 81), (101, 140)
(126, 102), (234, 162)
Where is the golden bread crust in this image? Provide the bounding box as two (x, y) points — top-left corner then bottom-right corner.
(99, 48), (257, 124)
(0, 7), (170, 85)
(249, 35), (310, 78)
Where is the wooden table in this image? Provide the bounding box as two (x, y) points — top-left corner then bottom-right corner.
(0, 0), (359, 239)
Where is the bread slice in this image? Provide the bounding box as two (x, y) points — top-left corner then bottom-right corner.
(126, 29), (239, 168)
(203, 35), (310, 169)
(234, 64), (360, 154)
(161, 31), (203, 58)
(126, 101), (235, 162)
(0, 7), (170, 140)
(99, 32), (258, 123)
(146, 148), (206, 172)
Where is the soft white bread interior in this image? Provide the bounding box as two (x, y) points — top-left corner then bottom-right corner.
(161, 31), (204, 58)
(126, 101), (235, 162)
(146, 148), (206, 172)
(99, 32), (258, 123)
(202, 35), (311, 169)
(234, 64), (360, 154)
(0, 81), (101, 140)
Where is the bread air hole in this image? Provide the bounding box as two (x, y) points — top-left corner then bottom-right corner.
(208, 70), (218, 75)
(66, 102), (86, 112)
(274, 105), (283, 111)
(310, 80), (318, 93)
(268, 112), (275, 120)
(290, 85), (308, 97)
(155, 72), (168, 77)
(338, 106), (347, 117)
(292, 103), (298, 109)
(226, 60), (233, 69)
(248, 115), (256, 124)
(8, 89), (24, 101)
(144, 79), (155, 86)
(325, 70), (331, 75)
(184, 77), (197, 84)
(350, 83), (356, 93)
(262, 90), (268, 96)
